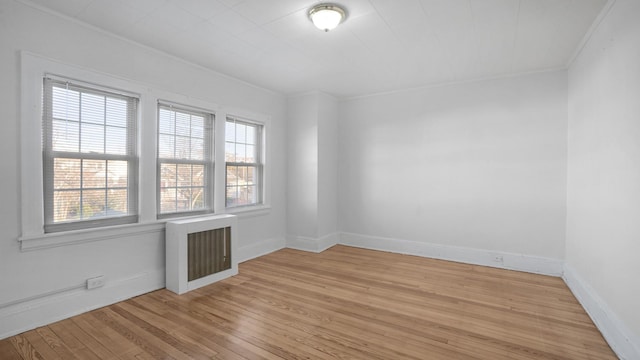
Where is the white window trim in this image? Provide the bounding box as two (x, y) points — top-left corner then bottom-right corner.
(19, 52), (272, 251)
(20, 52), (149, 239)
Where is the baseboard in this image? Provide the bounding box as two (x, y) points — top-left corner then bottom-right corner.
(0, 269), (164, 340)
(339, 232), (564, 277)
(286, 232), (340, 253)
(563, 265), (640, 360)
(237, 237), (286, 262)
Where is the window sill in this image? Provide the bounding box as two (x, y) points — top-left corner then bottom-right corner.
(17, 206), (272, 252)
(224, 205), (271, 218)
(18, 222), (166, 252)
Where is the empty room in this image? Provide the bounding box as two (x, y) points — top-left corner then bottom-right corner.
(0, 0), (638, 359)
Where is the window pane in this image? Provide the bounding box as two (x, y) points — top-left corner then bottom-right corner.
(191, 138), (204, 160)
(191, 116), (204, 138)
(175, 136), (190, 159)
(245, 144), (256, 163)
(248, 185), (257, 204)
(235, 144), (246, 162)
(177, 188), (191, 210)
(107, 189), (128, 214)
(82, 189), (107, 218)
(106, 126), (126, 154)
(82, 160), (106, 189)
(81, 93), (105, 125)
(54, 158), (81, 189)
(226, 165), (238, 187)
(225, 142), (235, 162)
(159, 108), (175, 135)
(246, 166), (256, 186)
(177, 164), (192, 187)
(239, 185), (249, 205)
(192, 188), (205, 209)
(236, 123), (247, 143)
(159, 134), (175, 158)
(192, 165), (204, 187)
(175, 112), (190, 137)
(161, 163), (177, 187)
(160, 188), (177, 213)
(237, 166), (247, 185)
(106, 98), (127, 127)
(107, 160), (128, 188)
(52, 87), (79, 121)
(225, 121), (235, 142)
(226, 186), (238, 207)
(80, 123), (105, 153)
(246, 125), (256, 145)
(53, 190), (80, 222)
(52, 120), (79, 152)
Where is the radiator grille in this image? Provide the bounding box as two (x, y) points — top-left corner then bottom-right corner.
(187, 226), (231, 281)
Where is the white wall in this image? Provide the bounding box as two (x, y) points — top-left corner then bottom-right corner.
(338, 71), (568, 259)
(286, 94), (319, 239)
(0, 1), (287, 338)
(317, 93), (339, 239)
(286, 92), (339, 250)
(566, 0), (640, 356)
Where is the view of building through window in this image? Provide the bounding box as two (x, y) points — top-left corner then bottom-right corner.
(157, 105), (212, 215)
(45, 80), (136, 227)
(44, 78), (265, 231)
(225, 117), (262, 207)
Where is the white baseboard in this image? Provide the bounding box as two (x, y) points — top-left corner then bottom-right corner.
(339, 232), (564, 277)
(0, 237), (285, 340)
(237, 237), (286, 263)
(286, 232), (340, 253)
(563, 265), (640, 360)
(0, 270), (164, 340)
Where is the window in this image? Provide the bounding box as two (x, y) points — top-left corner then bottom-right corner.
(157, 103), (214, 217)
(42, 77), (138, 232)
(225, 117), (263, 207)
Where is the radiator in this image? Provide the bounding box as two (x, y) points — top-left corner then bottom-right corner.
(165, 214), (238, 294)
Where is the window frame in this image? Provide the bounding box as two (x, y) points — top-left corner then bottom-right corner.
(224, 116), (265, 209)
(156, 101), (215, 219)
(41, 76), (139, 233)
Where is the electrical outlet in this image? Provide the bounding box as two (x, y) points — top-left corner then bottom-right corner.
(86, 276), (105, 290)
(492, 255), (504, 263)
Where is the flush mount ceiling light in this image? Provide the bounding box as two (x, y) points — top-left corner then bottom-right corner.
(309, 3), (347, 32)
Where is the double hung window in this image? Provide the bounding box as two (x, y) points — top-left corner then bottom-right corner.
(157, 103), (214, 217)
(225, 117), (263, 207)
(42, 77), (138, 232)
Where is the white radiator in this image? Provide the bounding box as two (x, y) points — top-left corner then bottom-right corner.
(165, 214), (238, 294)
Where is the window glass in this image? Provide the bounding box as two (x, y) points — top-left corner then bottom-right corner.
(225, 117), (262, 207)
(43, 78), (138, 232)
(157, 105), (213, 217)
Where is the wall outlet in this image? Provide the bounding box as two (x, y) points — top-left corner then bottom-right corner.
(492, 254), (504, 263)
(86, 276), (105, 290)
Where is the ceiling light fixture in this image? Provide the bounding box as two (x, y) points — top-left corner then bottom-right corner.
(309, 3), (347, 32)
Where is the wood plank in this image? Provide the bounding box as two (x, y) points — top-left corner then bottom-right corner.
(9, 334), (45, 360)
(0, 337), (25, 360)
(0, 245), (617, 359)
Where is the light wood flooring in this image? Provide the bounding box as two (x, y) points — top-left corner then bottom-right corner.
(0, 245), (617, 359)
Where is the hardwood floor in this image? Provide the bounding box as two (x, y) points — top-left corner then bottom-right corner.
(0, 245), (616, 359)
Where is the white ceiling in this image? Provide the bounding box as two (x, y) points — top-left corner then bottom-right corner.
(26, 0), (608, 98)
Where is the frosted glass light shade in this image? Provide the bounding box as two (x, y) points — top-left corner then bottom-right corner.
(309, 4), (346, 32)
